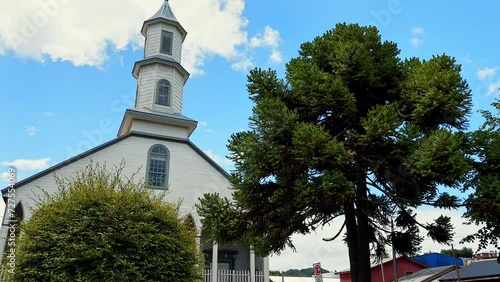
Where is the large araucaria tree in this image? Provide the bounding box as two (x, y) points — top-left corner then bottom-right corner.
(197, 23), (473, 282)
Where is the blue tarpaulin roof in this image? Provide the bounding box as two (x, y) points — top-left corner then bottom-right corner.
(413, 253), (463, 268)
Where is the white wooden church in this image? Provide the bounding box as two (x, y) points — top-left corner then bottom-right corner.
(0, 1), (269, 281)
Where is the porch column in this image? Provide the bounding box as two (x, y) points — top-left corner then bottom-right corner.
(212, 242), (218, 282)
(250, 248), (256, 282)
(195, 234), (202, 252)
(264, 256), (270, 282)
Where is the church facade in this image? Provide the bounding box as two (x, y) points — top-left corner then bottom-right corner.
(0, 1), (269, 281)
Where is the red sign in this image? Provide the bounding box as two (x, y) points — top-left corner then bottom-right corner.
(313, 263), (322, 277)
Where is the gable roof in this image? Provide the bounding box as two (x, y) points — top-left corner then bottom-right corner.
(2, 131), (230, 195)
(335, 256), (429, 275)
(439, 259), (500, 281)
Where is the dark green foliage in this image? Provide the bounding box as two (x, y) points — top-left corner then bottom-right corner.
(440, 247), (474, 258)
(198, 23), (473, 281)
(14, 162), (202, 282)
(462, 101), (500, 262)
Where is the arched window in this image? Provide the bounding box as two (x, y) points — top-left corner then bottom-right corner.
(156, 79), (171, 106)
(147, 145), (169, 188)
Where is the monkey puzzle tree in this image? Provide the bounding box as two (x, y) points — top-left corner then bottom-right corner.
(463, 101), (500, 261)
(197, 23), (472, 281)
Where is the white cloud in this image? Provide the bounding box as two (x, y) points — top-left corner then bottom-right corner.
(486, 79), (500, 95)
(410, 27), (424, 48)
(410, 37), (423, 48)
(203, 149), (233, 170)
(199, 121), (214, 133)
(231, 56), (254, 73)
(249, 26), (283, 64)
(0, 0), (276, 76)
(0, 172), (10, 184)
(477, 67), (497, 80)
(461, 56), (473, 64)
(269, 49), (283, 64)
(269, 216), (349, 272)
(412, 27), (425, 35)
(43, 111), (54, 117)
(415, 208), (487, 254)
(2, 158), (51, 171)
(171, 0), (249, 75)
(249, 26), (281, 49)
(25, 126), (37, 136)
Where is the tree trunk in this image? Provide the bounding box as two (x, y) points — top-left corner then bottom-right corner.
(344, 202), (359, 282)
(355, 171), (372, 282)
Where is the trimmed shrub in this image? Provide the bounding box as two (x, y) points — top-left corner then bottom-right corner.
(14, 162), (202, 282)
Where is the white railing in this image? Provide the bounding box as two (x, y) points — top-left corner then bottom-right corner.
(203, 269), (265, 282)
(0, 267), (265, 282)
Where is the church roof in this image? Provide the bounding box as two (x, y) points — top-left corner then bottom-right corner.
(1, 132), (230, 195)
(149, 0), (179, 22)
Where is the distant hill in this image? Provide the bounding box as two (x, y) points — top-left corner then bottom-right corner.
(270, 268), (331, 277)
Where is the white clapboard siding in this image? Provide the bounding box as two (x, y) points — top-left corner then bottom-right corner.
(130, 120), (189, 139)
(137, 65), (156, 108)
(145, 23), (183, 63)
(145, 24), (162, 58)
(10, 135), (231, 225)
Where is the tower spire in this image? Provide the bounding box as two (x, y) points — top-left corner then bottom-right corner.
(141, 0), (185, 37)
(118, 0), (196, 138)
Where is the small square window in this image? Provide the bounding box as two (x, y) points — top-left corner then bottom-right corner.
(161, 30), (173, 55)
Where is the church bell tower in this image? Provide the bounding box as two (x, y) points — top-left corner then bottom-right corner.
(118, 0), (197, 139)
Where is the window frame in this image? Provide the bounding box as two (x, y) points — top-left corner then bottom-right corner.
(146, 144), (170, 189)
(155, 79), (171, 106)
(160, 30), (173, 55)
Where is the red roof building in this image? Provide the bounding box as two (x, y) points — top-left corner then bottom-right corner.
(474, 251), (498, 260)
(335, 256), (428, 282)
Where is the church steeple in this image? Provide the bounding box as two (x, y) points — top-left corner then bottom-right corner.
(118, 1), (197, 139)
(132, 0), (189, 114)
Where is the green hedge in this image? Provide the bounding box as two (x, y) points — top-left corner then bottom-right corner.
(14, 162), (202, 282)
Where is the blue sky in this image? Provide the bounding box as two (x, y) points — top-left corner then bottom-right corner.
(1, 0), (499, 272)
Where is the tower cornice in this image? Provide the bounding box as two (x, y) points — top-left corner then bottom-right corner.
(132, 56), (189, 85)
